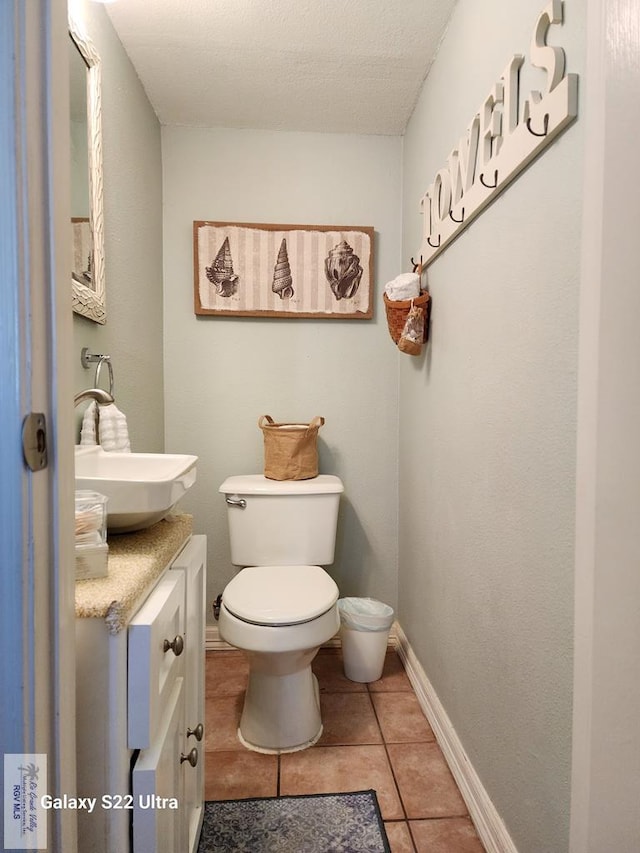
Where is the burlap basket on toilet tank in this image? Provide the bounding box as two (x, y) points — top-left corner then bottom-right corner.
(258, 415), (324, 480)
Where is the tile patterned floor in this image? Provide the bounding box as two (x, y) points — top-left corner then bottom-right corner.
(205, 647), (486, 853)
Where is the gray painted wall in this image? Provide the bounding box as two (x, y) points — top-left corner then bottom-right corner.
(71, 2), (164, 452)
(399, 2), (584, 851)
(161, 126), (402, 622)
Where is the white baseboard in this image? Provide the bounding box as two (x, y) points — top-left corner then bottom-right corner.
(394, 622), (518, 853)
(206, 624), (230, 650)
(205, 622), (399, 651)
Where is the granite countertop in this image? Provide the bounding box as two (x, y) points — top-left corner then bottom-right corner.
(75, 513), (193, 633)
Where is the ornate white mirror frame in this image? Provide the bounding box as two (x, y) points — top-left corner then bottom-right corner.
(69, 15), (106, 324)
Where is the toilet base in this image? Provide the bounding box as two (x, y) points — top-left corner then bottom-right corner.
(238, 653), (323, 753)
(237, 720), (323, 755)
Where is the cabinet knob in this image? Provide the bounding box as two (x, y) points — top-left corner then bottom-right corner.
(163, 634), (184, 656)
(187, 723), (204, 741)
(180, 747), (198, 768)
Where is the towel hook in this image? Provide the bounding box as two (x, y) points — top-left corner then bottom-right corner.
(526, 113), (549, 137)
(480, 169), (499, 189)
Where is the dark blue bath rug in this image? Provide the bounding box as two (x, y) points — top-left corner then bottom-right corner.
(198, 789), (391, 853)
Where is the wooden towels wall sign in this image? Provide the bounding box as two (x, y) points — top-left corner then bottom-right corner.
(417, 0), (578, 267)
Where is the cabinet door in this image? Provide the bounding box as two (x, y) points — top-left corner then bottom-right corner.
(128, 570), (185, 749)
(171, 535), (206, 853)
(132, 677), (186, 853)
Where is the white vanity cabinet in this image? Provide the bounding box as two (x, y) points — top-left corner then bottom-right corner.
(172, 537), (207, 851)
(75, 529), (206, 853)
(129, 535), (206, 853)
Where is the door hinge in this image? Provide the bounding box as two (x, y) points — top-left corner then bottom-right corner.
(22, 412), (48, 471)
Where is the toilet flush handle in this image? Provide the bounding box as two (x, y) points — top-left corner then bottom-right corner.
(226, 496), (247, 509)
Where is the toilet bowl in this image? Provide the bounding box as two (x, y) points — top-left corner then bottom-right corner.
(218, 473), (344, 752)
(219, 564), (339, 753)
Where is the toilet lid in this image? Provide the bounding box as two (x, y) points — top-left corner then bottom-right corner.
(223, 565), (339, 626)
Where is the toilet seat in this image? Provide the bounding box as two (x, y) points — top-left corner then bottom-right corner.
(223, 565), (338, 627)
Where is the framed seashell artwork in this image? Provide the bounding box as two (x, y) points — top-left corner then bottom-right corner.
(193, 221), (374, 319)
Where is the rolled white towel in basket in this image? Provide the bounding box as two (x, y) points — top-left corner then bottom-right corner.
(384, 272), (421, 301)
(80, 401), (131, 452)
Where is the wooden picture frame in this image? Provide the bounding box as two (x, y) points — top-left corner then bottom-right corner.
(69, 16), (105, 324)
(193, 221), (374, 319)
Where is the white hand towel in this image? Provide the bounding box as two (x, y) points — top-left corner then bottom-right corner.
(79, 401), (131, 452)
(80, 401), (98, 445)
(384, 272), (421, 301)
(98, 403), (131, 452)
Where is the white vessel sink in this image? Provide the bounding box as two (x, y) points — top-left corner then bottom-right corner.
(75, 446), (197, 533)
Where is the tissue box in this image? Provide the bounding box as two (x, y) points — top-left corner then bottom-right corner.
(75, 490), (108, 579)
(75, 490), (107, 546)
(75, 541), (108, 580)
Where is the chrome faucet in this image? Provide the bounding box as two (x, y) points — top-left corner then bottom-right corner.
(74, 388), (114, 407)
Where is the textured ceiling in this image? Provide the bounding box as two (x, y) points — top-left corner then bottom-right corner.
(106, 0), (457, 135)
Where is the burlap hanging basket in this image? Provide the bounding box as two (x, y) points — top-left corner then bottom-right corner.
(383, 290), (431, 344)
(258, 415), (325, 481)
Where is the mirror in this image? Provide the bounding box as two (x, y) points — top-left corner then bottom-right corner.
(69, 16), (105, 324)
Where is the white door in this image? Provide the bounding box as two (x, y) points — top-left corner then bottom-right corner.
(0, 1), (76, 851)
(570, 0), (640, 850)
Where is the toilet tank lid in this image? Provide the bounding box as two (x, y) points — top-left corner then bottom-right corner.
(219, 474), (344, 496)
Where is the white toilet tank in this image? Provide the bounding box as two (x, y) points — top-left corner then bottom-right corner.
(219, 474), (344, 567)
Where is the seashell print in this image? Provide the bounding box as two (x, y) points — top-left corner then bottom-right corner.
(324, 240), (363, 300)
(272, 238), (294, 299)
(206, 236), (239, 297)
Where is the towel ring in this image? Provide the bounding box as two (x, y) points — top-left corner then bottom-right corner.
(94, 356), (114, 397)
(81, 347), (114, 396)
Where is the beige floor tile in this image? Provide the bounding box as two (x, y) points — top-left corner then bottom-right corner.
(367, 651), (413, 692)
(313, 648), (367, 692)
(318, 692), (383, 745)
(371, 692), (435, 743)
(203, 649), (474, 846)
(280, 744), (404, 820)
(410, 817), (485, 852)
(204, 693), (244, 751)
(204, 749), (278, 801)
(385, 820), (416, 853)
(387, 743), (468, 819)
(205, 650), (248, 697)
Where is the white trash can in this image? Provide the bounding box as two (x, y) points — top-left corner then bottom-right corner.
(338, 598), (394, 683)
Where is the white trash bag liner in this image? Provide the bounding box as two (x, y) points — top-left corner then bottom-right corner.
(338, 598), (394, 632)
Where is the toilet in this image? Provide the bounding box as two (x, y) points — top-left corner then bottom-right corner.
(217, 473), (344, 753)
